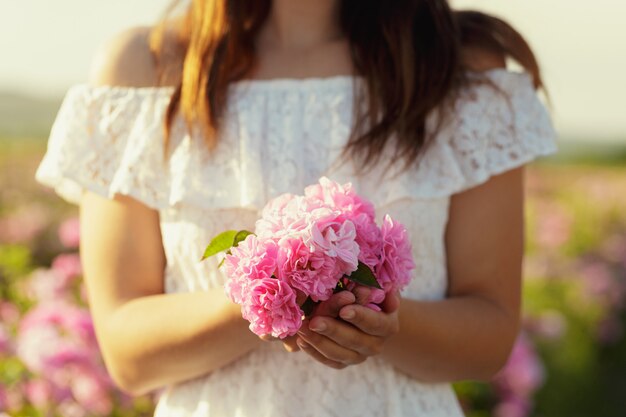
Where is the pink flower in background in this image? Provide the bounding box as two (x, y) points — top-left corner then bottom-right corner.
(494, 333), (545, 417)
(242, 278), (303, 338)
(0, 386), (8, 412)
(0, 204), (49, 244)
(0, 324), (13, 356)
(494, 395), (530, 417)
(27, 268), (69, 302)
(524, 311), (567, 341)
(223, 236), (279, 304)
(58, 217), (80, 248)
(375, 215), (415, 293)
(535, 202), (573, 250)
(24, 379), (59, 409)
(70, 366), (114, 415)
(0, 302), (20, 325)
(583, 261), (625, 309)
(17, 302), (98, 374)
(51, 253), (83, 285)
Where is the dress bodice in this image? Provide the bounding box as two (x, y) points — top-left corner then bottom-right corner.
(36, 69), (557, 417)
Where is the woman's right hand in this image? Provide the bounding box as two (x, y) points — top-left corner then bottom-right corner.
(263, 286), (378, 352)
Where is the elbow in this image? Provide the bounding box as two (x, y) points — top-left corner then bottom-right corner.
(470, 349), (513, 382)
(99, 320), (156, 396)
(470, 326), (521, 382)
(106, 359), (153, 397)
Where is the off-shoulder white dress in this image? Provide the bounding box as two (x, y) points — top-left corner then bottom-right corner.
(36, 69), (557, 417)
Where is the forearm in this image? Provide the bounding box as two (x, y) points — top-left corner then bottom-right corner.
(100, 289), (260, 395)
(382, 296), (519, 383)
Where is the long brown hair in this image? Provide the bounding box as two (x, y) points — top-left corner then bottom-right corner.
(153, 1), (543, 167)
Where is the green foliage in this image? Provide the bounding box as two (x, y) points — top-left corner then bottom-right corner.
(347, 262), (382, 289)
(202, 229), (254, 260)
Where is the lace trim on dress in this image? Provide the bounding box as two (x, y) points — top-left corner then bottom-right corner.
(35, 69), (557, 211)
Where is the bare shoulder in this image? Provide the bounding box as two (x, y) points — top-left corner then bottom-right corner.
(89, 23), (185, 88)
(461, 46), (506, 72)
(88, 26), (157, 87)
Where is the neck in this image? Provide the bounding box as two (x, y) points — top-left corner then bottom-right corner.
(260, 0), (342, 49)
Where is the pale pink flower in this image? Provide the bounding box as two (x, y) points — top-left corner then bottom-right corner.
(309, 215), (360, 275)
(58, 217), (81, 248)
(223, 236), (279, 304)
(242, 278), (303, 338)
(51, 253), (83, 285)
(494, 333), (545, 398)
(71, 366), (114, 415)
(27, 268), (69, 302)
(256, 195), (312, 240)
(304, 177), (375, 220)
(0, 204), (48, 244)
(375, 215), (415, 293)
(17, 302), (99, 374)
(24, 379), (56, 408)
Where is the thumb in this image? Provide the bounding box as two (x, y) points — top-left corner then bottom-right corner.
(381, 291), (401, 314)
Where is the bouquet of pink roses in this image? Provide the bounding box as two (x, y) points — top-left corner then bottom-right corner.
(202, 177), (415, 339)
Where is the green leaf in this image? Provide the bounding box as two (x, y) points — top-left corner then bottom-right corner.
(233, 230), (253, 247)
(201, 230), (238, 260)
(346, 261), (382, 289)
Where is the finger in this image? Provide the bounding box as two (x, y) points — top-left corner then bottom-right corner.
(339, 305), (398, 337)
(298, 323), (366, 366)
(259, 334), (277, 342)
(296, 338), (347, 370)
(352, 285), (372, 305)
(381, 291), (401, 314)
(308, 316), (382, 357)
(313, 291), (355, 317)
(282, 336), (300, 352)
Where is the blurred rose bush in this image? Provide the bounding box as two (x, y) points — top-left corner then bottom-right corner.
(1, 143), (625, 416)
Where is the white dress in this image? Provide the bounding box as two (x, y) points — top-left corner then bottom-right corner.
(36, 69), (557, 417)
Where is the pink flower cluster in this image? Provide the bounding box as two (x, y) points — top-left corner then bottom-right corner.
(222, 177), (415, 339)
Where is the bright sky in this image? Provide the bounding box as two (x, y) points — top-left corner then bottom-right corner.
(1, 0), (625, 141)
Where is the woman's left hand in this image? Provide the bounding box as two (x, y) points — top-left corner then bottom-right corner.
(296, 292), (401, 369)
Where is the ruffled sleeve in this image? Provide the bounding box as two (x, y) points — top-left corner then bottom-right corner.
(366, 69), (558, 206)
(35, 85), (176, 209)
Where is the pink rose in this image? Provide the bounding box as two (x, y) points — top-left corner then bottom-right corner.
(223, 235), (278, 304)
(242, 278), (303, 338)
(256, 195), (312, 240)
(352, 213), (383, 268)
(304, 177), (376, 221)
(375, 215), (415, 293)
(309, 214), (360, 275)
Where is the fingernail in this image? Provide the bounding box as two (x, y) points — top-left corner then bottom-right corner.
(310, 321), (326, 332)
(341, 309), (355, 320)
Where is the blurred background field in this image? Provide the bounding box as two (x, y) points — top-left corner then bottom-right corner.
(2, 0), (626, 416)
(1, 127), (625, 417)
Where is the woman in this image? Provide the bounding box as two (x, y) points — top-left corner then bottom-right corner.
(36, 0), (557, 416)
